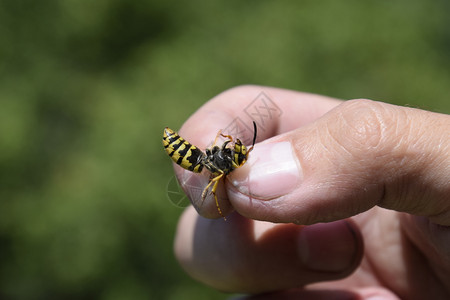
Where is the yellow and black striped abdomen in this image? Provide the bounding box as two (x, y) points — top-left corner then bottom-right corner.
(163, 128), (204, 173)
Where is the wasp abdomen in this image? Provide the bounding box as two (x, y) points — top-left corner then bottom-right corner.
(163, 128), (204, 173)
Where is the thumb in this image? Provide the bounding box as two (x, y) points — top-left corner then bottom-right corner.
(228, 99), (450, 226)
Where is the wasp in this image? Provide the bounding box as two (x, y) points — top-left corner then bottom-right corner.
(162, 122), (257, 219)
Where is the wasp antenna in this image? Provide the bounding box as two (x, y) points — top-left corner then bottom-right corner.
(251, 121), (257, 147)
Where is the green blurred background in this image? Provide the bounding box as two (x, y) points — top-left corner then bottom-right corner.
(0, 0), (449, 299)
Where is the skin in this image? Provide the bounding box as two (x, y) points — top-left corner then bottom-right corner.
(172, 85), (450, 300)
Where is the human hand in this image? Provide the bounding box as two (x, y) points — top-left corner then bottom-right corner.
(172, 86), (450, 299)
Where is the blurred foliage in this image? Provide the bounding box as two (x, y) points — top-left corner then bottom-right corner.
(0, 0), (449, 299)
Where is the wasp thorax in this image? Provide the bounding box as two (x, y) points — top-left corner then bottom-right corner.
(204, 144), (235, 175)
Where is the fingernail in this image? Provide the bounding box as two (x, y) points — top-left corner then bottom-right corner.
(230, 142), (302, 199)
(298, 220), (359, 272)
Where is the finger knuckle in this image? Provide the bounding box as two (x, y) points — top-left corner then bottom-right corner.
(327, 99), (402, 160)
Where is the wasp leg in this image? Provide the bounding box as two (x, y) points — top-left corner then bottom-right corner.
(210, 174), (226, 220)
(201, 173), (226, 220)
(220, 133), (234, 143)
(212, 129), (234, 147)
(212, 130), (223, 147)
